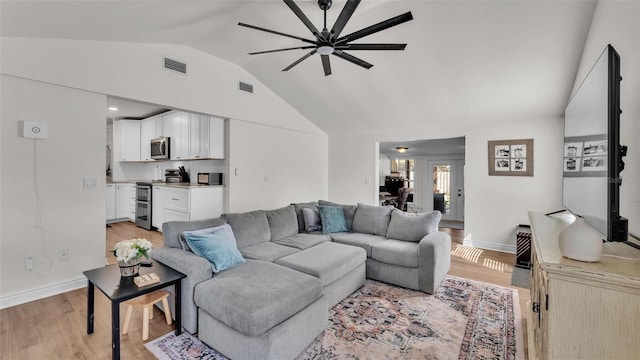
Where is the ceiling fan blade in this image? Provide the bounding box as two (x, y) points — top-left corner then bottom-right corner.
(283, 0), (322, 39)
(335, 43), (407, 51)
(321, 55), (332, 76)
(333, 50), (373, 69)
(238, 22), (317, 45)
(283, 49), (317, 71)
(249, 46), (316, 55)
(336, 11), (413, 44)
(330, 0), (361, 41)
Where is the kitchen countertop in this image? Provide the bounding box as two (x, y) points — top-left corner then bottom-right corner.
(107, 180), (223, 188)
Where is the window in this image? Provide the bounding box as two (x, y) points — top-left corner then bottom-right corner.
(390, 159), (414, 191)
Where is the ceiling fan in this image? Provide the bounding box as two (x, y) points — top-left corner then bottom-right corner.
(238, 0), (413, 76)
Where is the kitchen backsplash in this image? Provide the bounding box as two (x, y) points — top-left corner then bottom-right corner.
(115, 159), (225, 184)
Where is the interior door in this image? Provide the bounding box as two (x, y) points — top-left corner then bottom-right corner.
(427, 160), (464, 221)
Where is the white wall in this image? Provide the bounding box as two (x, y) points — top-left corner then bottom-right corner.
(0, 38), (328, 307)
(227, 120), (328, 213)
(574, 0), (640, 239)
(330, 117), (563, 253)
(0, 38), (324, 136)
(1, 75), (106, 307)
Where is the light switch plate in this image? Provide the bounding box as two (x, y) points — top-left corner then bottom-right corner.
(83, 176), (98, 189)
(20, 121), (49, 139)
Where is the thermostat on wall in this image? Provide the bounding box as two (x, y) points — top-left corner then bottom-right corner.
(20, 121), (49, 139)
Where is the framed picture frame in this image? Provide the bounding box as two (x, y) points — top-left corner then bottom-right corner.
(488, 139), (534, 176)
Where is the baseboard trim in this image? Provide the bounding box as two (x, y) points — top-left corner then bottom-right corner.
(462, 238), (516, 254)
(0, 276), (86, 309)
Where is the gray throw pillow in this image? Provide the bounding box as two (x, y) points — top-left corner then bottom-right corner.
(318, 200), (357, 230)
(266, 205), (299, 241)
(221, 210), (271, 248)
(302, 207), (322, 232)
(292, 202), (319, 232)
(352, 203), (394, 236)
(386, 209), (442, 242)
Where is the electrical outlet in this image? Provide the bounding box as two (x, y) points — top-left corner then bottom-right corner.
(25, 255), (34, 270)
(58, 249), (70, 261)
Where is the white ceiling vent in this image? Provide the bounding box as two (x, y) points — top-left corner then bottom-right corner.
(239, 81), (254, 93)
(163, 56), (187, 75)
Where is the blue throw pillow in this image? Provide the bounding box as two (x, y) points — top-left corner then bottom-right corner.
(184, 229), (246, 273)
(317, 205), (349, 234)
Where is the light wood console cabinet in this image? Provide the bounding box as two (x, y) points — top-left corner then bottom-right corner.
(528, 212), (640, 359)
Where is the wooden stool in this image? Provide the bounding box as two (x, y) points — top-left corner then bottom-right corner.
(122, 290), (172, 341)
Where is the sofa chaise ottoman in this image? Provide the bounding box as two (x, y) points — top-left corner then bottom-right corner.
(195, 260), (327, 359)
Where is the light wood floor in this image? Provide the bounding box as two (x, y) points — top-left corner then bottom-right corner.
(1, 222), (529, 360)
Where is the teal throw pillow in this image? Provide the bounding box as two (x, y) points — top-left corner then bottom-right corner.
(317, 205), (349, 234)
(184, 227), (246, 273)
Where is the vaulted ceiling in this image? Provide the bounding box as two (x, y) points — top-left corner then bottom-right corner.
(0, 0), (597, 136)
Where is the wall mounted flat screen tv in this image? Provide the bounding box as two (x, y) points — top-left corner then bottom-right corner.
(563, 44), (628, 242)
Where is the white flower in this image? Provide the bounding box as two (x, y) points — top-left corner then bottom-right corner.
(112, 238), (152, 262)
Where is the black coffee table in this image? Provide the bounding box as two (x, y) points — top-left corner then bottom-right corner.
(83, 261), (186, 360)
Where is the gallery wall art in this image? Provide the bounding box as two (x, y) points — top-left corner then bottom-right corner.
(488, 139), (534, 176)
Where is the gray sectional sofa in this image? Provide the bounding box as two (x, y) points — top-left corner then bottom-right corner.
(151, 201), (451, 359)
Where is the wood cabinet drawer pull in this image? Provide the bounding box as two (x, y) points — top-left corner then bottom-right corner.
(532, 302), (540, 313)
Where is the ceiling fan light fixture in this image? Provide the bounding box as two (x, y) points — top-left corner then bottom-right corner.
(240, 0), (413, 75)
(396, 146), (409, 154)
(317, 45), (334, 55)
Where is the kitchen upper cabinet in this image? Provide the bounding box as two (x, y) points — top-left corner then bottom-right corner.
(189, 114), (224, 160)
(208, 116), (224, 159)
(106, 184), (116, 220)
(168, 111), (189, 160)
(189, 113), (208, 159)
(114, 110), (223, 163)
(140, 116), (161, 161)
(114, 120), (140, 162)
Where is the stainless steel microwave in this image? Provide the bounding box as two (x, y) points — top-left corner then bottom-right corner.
(150, 137), (170, 160)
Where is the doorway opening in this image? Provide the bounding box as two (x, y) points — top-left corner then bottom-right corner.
(378, 137), (465, 229)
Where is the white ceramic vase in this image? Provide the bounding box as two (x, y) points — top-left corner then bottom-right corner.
(558, 216), (602, 262)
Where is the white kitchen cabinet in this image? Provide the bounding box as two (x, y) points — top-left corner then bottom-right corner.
(189, 114), (224, 160)
(153, 185), (223, 231)
(189, 113), (209, 160)
(161, 113), (172, 137)
(208, 116), (224, 159)
(140, 116), (161, 161)
(165, 188), (190, 213)
(128, 186), (136, 221)
(106, 184), (116, 220)
(115, 183), (135, 220)
(117, 110), (224, 164)
(152, 185), (165, 230)
(114, 120), (141, 162)
(168, 111), (189, 160)
(164, 208), (190, 223)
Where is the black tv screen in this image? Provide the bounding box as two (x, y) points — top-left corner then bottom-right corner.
(562, 44), (628, 242)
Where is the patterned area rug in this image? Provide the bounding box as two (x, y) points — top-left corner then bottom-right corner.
(145, 276), (523, 360)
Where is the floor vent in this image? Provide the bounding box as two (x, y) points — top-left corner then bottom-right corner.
(239, 81), (254, 93)
(163, 57), (187, 75)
